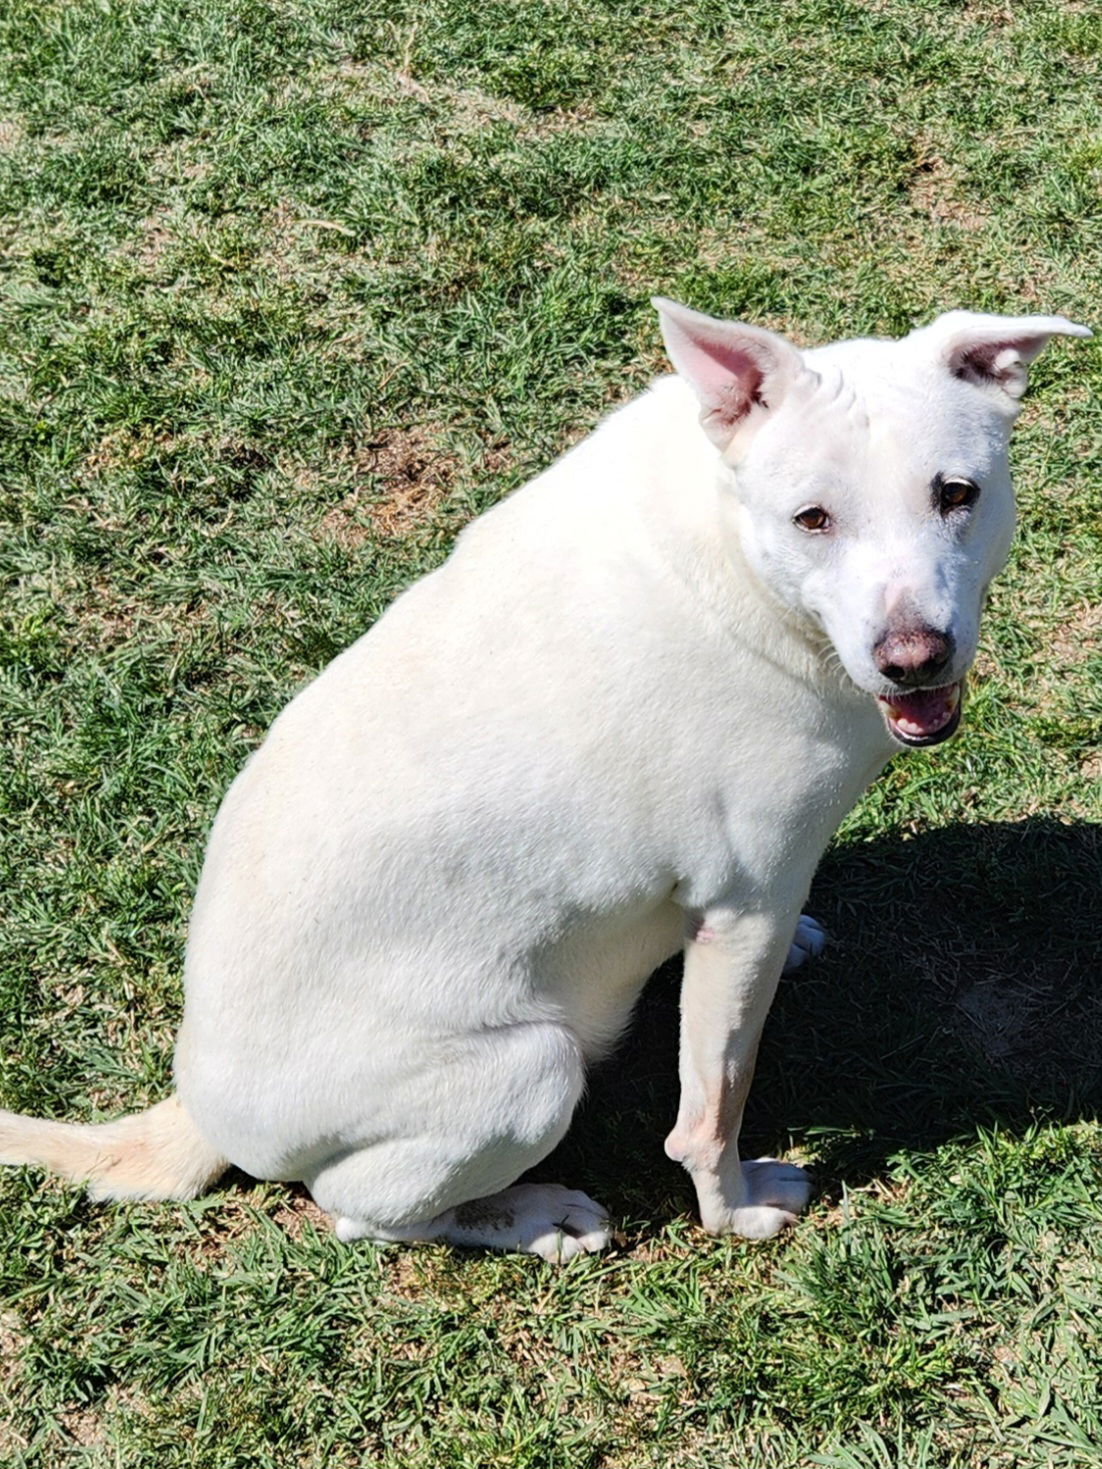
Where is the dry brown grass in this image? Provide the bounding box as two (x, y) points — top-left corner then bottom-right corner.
(319, 427), (458, 544)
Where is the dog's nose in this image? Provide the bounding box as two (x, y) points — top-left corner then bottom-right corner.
(873, 626), (954, 686)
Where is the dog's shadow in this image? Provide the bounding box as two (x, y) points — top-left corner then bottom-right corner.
(534, 816), (1102, 1225)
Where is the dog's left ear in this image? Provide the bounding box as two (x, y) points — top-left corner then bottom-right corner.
(652, 297), (805, 449)
(921, 310), (1092, 401)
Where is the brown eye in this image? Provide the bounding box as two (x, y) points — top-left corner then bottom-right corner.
(793, 506), (832, 533)
(937, 476), (980, 514)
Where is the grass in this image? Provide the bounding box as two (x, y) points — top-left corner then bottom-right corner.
(1, 0), (1101, 1464)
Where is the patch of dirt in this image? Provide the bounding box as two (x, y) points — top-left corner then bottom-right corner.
(395, 70), (528, 131)
(381, 1249), (457, 1304)
(1049, 600), (1102, 668)
(0, 1310), (26, 1376)
(56, 1407), (105, 1447)
(909, 149), (990, 232)
(0, 1421), (26, 1458)
(81, 426), (158, 477)
(320, 427), (459, 544)
(969, 648), (998, 682)
(0, 119), (23, 152)
(336, 59), (601, 141)
(76, 578), (144, 650)
(154, 1178), (330, 1260)
(0, 1311), (28, 1454)
(132, 214), (178, 271)
(271, 1186), (330, 1240)
(964, 3), (1016, 24)
(254, 198), (323, 282)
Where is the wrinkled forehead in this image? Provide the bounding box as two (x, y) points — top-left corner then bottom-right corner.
(741, 337), (1013, 493)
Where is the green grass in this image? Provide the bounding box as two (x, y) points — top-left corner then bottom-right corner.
(2, 0), (1101, 1464)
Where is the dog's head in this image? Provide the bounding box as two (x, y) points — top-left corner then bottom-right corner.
(654, 297), (1091, 747)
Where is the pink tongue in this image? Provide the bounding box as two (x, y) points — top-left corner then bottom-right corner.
(881, 686), (958, 737)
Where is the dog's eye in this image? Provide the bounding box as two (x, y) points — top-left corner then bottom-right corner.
(793, 506), (832, 533)
(936, 476), (980, 515)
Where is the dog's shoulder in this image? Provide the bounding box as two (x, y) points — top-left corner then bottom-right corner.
(451, 374), (716, 567)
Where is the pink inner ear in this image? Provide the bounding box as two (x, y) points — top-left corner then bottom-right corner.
(666, 327), (775, 432)
(684, 338), (768, 411)
(654, 298), (805, 446)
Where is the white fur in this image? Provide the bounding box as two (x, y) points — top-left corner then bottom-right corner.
(0, 303), (1089, 1259)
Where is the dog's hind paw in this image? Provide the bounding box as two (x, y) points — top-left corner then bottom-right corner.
(335, 1183), (612, 1262)
(443, 1183), (612, 1263)
(783, 913), (827, 972)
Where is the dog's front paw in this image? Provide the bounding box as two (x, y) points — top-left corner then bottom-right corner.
(700, 1159), (812, 1239)
(783, 914), (827, 972)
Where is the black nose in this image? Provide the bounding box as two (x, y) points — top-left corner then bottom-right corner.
(874, 626), (954, 687)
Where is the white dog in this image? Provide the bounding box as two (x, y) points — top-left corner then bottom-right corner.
(0, 300), (1089, 1261)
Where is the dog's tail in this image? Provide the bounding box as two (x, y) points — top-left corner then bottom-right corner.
(0, 1094), (230, 1201)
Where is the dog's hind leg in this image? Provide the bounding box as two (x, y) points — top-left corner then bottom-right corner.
(334, 1183), (610, 1263)
(304, 1019), (610, 1262)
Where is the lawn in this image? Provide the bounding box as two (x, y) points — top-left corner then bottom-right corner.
(1, 1), (1100, 1465)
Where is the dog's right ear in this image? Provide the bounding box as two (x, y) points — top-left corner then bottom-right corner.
(652, 298), (804, 450)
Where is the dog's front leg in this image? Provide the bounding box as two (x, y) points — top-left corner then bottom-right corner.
(665, 908), (811, 1239)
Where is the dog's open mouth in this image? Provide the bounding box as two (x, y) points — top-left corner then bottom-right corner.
(876, 682), (963, 747)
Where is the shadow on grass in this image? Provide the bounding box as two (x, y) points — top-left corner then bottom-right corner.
(536, 815), (1102, 1227)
